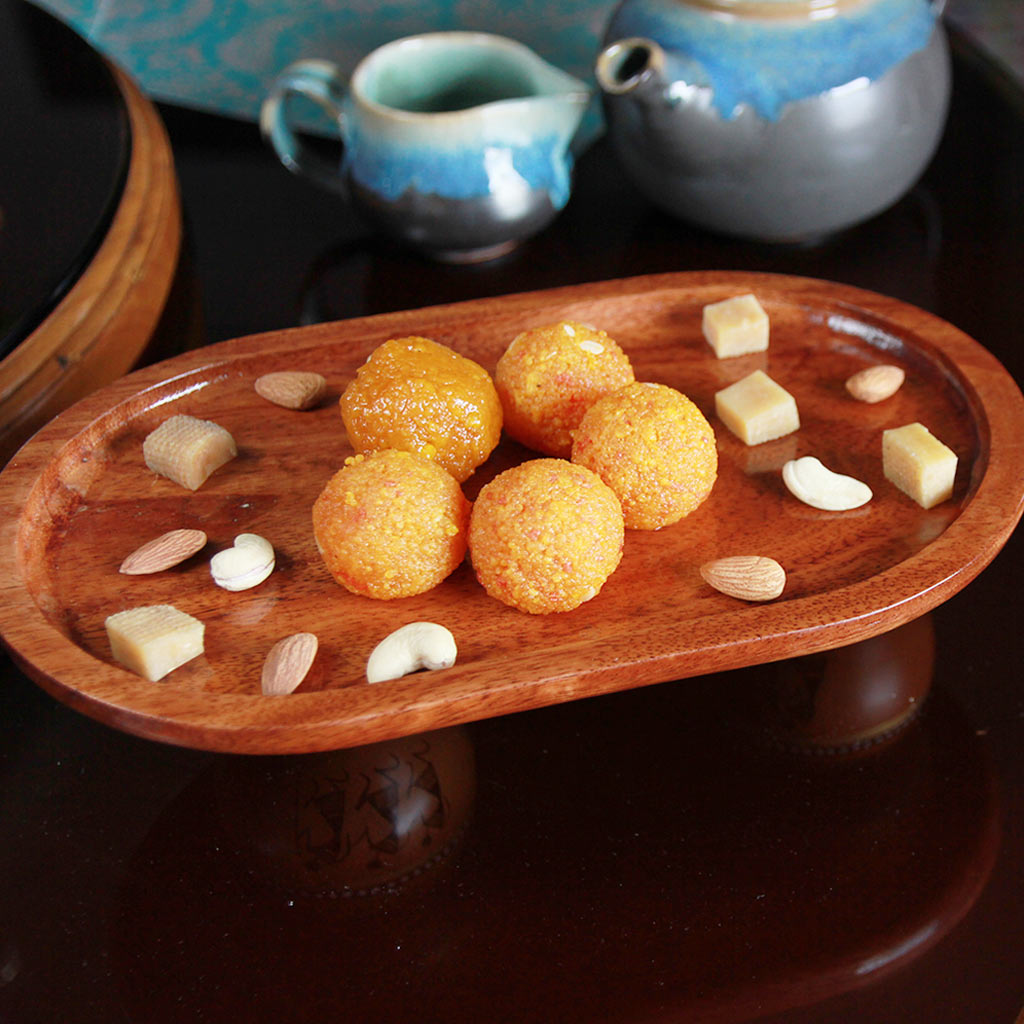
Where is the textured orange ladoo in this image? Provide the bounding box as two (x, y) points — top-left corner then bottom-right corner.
(572, 382), (718, 530)
(468, 458), (625, 614)
(312, 449), (471, 600)
(339, 336), (502, 483)
(494, 321), (635, 458)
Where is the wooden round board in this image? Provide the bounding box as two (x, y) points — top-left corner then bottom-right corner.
(1, 271), (1022, 753)
(0, 64), (183, 464)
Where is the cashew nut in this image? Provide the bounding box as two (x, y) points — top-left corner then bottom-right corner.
(366, 622), (457, 684)
(782, 456), (872, 511)
(210, 533), (275, 591)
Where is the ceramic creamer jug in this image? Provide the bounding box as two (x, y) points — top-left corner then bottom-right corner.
(595, 0), (950, 242)
(262, 32), (590, 262)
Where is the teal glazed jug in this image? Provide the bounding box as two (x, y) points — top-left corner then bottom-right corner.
(595, 0), (950, 242)
(262, 32), (590, 262)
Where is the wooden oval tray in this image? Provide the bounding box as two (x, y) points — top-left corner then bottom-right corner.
(1, 271), (1022, 753)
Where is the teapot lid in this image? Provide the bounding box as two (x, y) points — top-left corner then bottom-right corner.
(683, 0), (874, 16)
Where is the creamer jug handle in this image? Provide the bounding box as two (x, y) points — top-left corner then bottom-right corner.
(260, 59), (350, 196)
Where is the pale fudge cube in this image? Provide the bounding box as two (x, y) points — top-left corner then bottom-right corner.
(882, 422), (957, 509)
(702, 294), (769, 358)
(105, 604), (205, 681)
(715, 370), (799, 445)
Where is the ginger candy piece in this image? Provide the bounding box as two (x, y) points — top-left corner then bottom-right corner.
(105, 604), (205, 681)
(143, 414), (237, 490)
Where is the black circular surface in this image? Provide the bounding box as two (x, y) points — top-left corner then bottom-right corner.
(0, 0), (130, 356)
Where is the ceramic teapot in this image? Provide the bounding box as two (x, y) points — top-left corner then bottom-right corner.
(595, 0), (950, 242)
(262, 32), (590, 262)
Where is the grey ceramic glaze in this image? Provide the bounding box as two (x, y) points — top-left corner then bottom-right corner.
(261, 33), (590, 262)
(596, 0), (951, 242)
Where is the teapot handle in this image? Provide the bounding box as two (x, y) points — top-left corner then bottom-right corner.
(260, 59), (350, 196)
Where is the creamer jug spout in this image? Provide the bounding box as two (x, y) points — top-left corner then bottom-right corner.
(512, 45), (591, 140)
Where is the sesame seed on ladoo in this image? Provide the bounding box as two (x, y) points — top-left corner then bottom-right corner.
(494, 321), (634, 458)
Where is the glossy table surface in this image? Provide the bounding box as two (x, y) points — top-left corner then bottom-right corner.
(1, 25), (1023, 1024)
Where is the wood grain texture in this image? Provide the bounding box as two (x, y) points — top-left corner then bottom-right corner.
(0, 271), (1022, 754)
(0, 63), (182, 464)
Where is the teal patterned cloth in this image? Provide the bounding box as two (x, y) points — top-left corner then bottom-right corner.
(34, 0), (613, 123)
(33, 0), (1023, 125)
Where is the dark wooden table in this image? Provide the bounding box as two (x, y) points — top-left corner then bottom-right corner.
(1, 24), (1022, 1024)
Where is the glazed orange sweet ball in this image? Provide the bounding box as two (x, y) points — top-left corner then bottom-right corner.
(312, 449), (471, 600)
(339, 336), (502, 483)
(494, 321), (635, 458)
(468, 458), (625, 614)
(571, 382), (717, 530)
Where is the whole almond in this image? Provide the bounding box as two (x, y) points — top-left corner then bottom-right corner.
(254, 371), (327, 410)
(120, 529), (208, 574)
(262, 632), (319, 696)
(700, 555), (786, 602)
(845, 364), (905, 404)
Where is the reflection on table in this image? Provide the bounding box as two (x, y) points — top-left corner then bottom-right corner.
(92, 616), (998, 1023)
